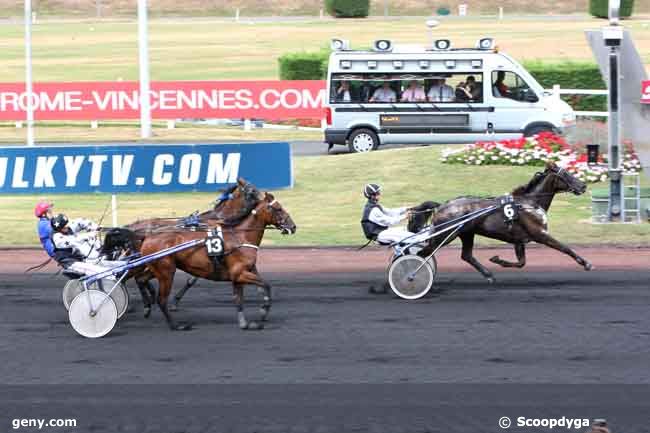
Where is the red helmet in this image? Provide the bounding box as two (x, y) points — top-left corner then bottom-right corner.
(34, 201), (53, 218)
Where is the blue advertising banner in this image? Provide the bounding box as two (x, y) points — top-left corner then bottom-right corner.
(0, 142), (292, 194)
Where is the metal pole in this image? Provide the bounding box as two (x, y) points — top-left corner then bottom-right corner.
(607, 45), (622, 220)
(383, 0), (388, 18)
(606, 0), (622, 221)
(24, 0), (34, 146)
(137, 0), (152, 139)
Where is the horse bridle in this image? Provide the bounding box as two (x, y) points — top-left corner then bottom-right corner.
(251, 199), (294, 234)
(546, 165), (583, 194)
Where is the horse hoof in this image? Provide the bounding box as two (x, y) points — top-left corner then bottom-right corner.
(486, 277), (496, 284)
(143, 307), (151, 319)
(584, 263), (593, 271)
(259, 308), (270, 321)
(169, 303), (178, 312)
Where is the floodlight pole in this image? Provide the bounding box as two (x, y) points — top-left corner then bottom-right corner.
(24, 0), (34, 146)
(138, 0), (152, 139)
(605, 0), (623, 221)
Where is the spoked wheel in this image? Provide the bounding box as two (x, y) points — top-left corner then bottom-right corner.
(62, 279), (84, 311)
(68, 289), (118, 338)
(388, 255), (435, 300)
(97, 277), (129, 319)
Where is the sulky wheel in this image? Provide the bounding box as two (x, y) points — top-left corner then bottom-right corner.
(62, 279), (84, 311)
(388, 254), (434, 300)
(97, 277), (129, 319)
(68, 289), (118, 338)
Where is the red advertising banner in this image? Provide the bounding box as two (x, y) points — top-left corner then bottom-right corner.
(0, 80), (328, 121)
(642, 80), (650, 104)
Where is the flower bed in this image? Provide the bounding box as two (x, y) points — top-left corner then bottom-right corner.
(441, 132), (641, 183)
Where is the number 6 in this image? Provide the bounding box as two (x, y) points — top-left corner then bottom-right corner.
(504, 204), (515, 219)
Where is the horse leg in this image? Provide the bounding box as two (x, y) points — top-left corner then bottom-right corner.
(527, 231), (593, 271)
(134, 276), (154, 318)
(459, 232), (495, 283)
(237, 269), (272, 322)
(233, 282), (264, 331)
(169, 276), (198, 311)
(149, 260), (192, 331)
(489, 243), (526, 268)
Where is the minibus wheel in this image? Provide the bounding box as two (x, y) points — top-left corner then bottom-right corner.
(523, 124), (556, 137)
(348, 129), (379, 153)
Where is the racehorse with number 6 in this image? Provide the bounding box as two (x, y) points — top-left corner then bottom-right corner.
(408, 161), (592, 282)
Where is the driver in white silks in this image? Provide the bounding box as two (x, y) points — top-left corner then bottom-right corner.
(49, 213), (126, 278)
(360, 183), (431, 250)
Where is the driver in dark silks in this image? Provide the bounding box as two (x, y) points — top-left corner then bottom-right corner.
(360, 183), (431, 249)
(49, 213), (127, 278)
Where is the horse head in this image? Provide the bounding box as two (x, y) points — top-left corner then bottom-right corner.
(545, 161), (587, 195)
(407, 200), (440, 233)
(210, 178), (262, 224)
(254, 192), (296, 235)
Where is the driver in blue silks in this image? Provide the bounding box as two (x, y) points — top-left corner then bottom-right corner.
(35, 201), (55, 258)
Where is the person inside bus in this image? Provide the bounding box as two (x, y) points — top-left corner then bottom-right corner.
(334, 80), (358, 103)
(466, 75), (483, 101)
(427, 78), (454, 102)
(369, 82), (397, 103)
(400, 80), (426, 102)
(493, 71), (511, 98)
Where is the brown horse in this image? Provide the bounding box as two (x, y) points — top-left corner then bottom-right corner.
(413, 161), (590, 282)
(138, 192), (296, 331)
(101, 178), (262, 316)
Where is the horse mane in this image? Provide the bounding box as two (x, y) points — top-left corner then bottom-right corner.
(512, 171), (546, 196)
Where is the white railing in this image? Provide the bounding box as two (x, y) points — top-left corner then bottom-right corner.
(548, 84), (609, 118)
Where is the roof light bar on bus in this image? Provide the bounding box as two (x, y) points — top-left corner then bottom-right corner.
(340, 60), (352, 69)
(445, 60), (456, 69)
(367, 60), (377, 69)
(393, 60), (404, 69)
(419, 60), (430, 69)
(471, 59), (483, 68)
(476, 38), (495, 50)
(373, 39), (393, 52)
(433, 39), (451, 50)
(331, 38), (350, 51)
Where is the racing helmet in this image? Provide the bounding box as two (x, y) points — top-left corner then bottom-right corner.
(50, 214), (69, 232)
(34, 201), (53, 218)
(363, 183), (382, 199)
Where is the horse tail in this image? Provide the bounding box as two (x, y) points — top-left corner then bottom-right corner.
(407, 201), (440, 233)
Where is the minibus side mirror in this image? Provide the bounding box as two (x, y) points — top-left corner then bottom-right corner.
(524, 89), (539, 103)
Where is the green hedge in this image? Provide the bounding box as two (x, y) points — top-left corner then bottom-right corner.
(278, 51), (329, 80)
(523, 61), (606, 114)
(277, 53), (607, 113)
(589, 0), (635, 18)
(325, 0), (370, 17)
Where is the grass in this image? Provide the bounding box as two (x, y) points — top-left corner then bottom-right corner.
(4, 146), (649, 248)
(0, 122), (322, 143)
(0, 17), (649, 83)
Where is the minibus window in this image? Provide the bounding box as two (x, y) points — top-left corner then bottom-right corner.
(491, 71), (536, 102)
(330, 73), (484, 104)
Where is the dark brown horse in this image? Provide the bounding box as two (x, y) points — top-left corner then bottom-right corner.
(137, 192), (296, 331)
(413, 161), (591, 282)
(101, 178), (262, 316)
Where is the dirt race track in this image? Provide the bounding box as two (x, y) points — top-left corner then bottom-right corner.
(1, 246), (650, 432)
